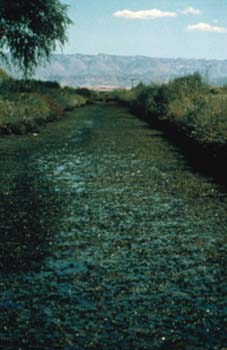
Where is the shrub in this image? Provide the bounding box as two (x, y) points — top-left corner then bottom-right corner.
(0, 78), (88, 134)
(0, 93), (50, 134)
(112, 73), (227, 148)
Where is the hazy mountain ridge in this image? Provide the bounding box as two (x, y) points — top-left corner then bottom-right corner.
(34, 53), (227, 88)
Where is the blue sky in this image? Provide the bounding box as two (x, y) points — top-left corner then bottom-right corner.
(62, 0), (227, 59)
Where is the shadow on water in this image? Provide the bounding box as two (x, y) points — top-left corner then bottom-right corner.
(160, 129), (227, 192)
(0, 158), (61, 274)
(134, 111), (227, 192)
(0, 113), (96, 275)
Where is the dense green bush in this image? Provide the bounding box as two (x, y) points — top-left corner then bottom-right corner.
(0, 79), (61, 94)
(0, 77), (87, 135)
(112, 73), (227, 148)
(169, 93), (227, 144)
(0, 93), (50, 134)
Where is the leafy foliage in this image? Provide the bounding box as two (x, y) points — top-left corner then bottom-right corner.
(112, 73), (227, 147)
(0, 78), (87, 135)
(0, 0), (72, 75)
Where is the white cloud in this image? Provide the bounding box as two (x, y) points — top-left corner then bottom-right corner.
(180, 7), (201, 15)
(113, 9), (177, 20)
(187, 22), (227, 33)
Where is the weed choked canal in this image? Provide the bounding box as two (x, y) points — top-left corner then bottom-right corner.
(0, 105), (226, 349)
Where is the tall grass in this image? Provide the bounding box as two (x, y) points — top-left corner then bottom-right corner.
(111, 73), (227, 148)
(0, 76), (88, 135)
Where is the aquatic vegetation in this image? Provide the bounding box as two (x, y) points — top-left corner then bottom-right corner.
(0, 105), (226, 349)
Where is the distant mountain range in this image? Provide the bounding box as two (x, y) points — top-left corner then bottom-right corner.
(33, 53), (227, 89)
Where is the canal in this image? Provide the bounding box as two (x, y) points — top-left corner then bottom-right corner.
(0, 104), (226, 349)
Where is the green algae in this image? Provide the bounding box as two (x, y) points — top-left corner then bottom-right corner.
(0, 105), (226, 349)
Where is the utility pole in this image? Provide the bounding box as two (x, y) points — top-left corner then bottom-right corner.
(130, 78), (135, 89)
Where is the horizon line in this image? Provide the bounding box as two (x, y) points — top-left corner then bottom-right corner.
(55, 52), (227, 61)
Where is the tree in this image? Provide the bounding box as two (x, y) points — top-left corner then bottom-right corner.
(0, 0), (72, 76)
